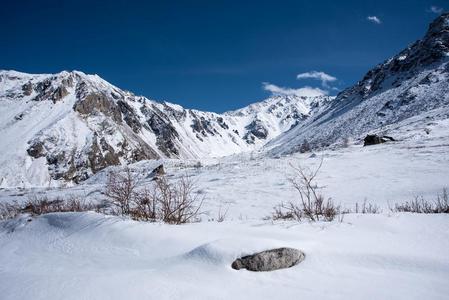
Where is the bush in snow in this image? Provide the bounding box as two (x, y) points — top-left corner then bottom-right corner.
(155, 175), (204, 224)
(104, 167), (138, 216)
(0, 201), (21, 220)
(0, 169), (203, 224)
(355, 199), (381, 214)
(0, 195), (101, 220)
(104, 169), (204, 224)
(272, 159), (339, 222)
(299, 139), (311, 153)
(391, 189), (449, 214)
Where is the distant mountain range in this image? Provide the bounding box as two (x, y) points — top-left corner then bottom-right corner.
(0, 69), (330, 186)
(1, 13), (448, 187)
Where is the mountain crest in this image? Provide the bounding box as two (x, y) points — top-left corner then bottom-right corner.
(0, 70), (329, 186)
(268, 13), (449, 155)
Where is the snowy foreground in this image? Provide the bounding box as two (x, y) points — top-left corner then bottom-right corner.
(0, 213), (448, 299)
(1, 119), (449, 299)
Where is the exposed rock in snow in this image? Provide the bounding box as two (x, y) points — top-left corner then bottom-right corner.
(231, 247), (305, 271)
(363, 134), (395, 146)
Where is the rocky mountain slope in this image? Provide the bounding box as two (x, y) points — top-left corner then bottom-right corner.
(268, 13), (449, 154)
(3, 13), (448, 187)
(0, 70), (329, 186)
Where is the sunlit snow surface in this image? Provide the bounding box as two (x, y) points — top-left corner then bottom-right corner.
(0, 212), (448, 299)
(0, 115), (448, 299)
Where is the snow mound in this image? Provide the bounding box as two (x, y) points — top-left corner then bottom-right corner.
(1, 212), (448, 299)
(184, 238), (286, 265)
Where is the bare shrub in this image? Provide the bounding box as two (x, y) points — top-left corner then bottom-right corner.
(355, 199), (381, 214)
(130, 187), (157, 222)
(104, 168), (138, 215)
(271, 202), (299, 221)
(24, 195), (98, 215)
(0, 195), (98, 220)
(0, 201), (21, 220)
(156, 175), (204, 224)
(436, 188), (449, 213)
(216, 203), (230, 222)
(272, 159), (339, 222)
(290, 159), (338, 221)
(104, 169), (204, 224)
(392, 189), (448, 213)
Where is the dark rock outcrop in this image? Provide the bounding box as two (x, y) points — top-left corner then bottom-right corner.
(148, 164), (165, 178)
(142, 105), (179, 157)
(73, 92), (122, 123)
(88, 136), (121, 174)
(244, 119), (268, 144)
(22, 82), (33, 96)
(52, 86), (69, 103)
(27, 141), (46, 158)
(117, 100), (142, 133)
(31, 75), (72, 103)
(231, 247), (305, 272)
(363, 134), (395, 146)
(191, 112), (218, 137)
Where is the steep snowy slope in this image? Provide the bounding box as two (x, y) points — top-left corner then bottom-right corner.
(268, 13), (449, 154)
(0, 70), (328, 187)
(226, 94), (332, 144)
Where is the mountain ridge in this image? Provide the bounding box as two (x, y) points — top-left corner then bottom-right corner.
(267, 12), (449, 154)
(2, 13), (449, 187)
(0, 69), (329, 186)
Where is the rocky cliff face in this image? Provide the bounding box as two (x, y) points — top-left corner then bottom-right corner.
(0, 70), (328, 186)
(269, 13), (449, 155)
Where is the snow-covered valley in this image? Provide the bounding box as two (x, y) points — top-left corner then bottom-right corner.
(1, 115), (448, 300)
(1, 11), (449, 300)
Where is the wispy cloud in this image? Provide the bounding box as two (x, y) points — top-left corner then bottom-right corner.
(262, 82), (327, 97)
(367, 16), (382, 24)
(428, 6), (443, 14)
(296, 71), (337, 88)
(263, 70), (339, 97)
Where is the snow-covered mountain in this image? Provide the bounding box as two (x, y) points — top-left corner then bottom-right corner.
(0, 70), (329, 186)
(268, 12), (449, 154)
(3, 13), (448, 187)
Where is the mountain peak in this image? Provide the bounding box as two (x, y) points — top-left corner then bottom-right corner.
(268, 14), (449, 155)
(428, 12), (449, 32)
(423, 12), (449, 56)
(0, 69), (324, 186)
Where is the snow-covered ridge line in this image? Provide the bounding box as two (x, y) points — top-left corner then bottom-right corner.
(0, 69), (330, 187)
(268, 12), (449, 155)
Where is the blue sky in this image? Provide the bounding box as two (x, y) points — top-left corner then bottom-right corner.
(1, 0), (446, 112)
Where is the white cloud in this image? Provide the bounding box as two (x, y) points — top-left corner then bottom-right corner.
(296, 71), (337, 88)
(429, 6), (443, 14)
(367, 16), (382, 24)
(262, 82), (327, 97)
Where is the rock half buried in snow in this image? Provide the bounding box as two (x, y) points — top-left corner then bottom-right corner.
(363, 134), (395, 146)
(147, 164), (165, 179)
(231, 247), (305, 272)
